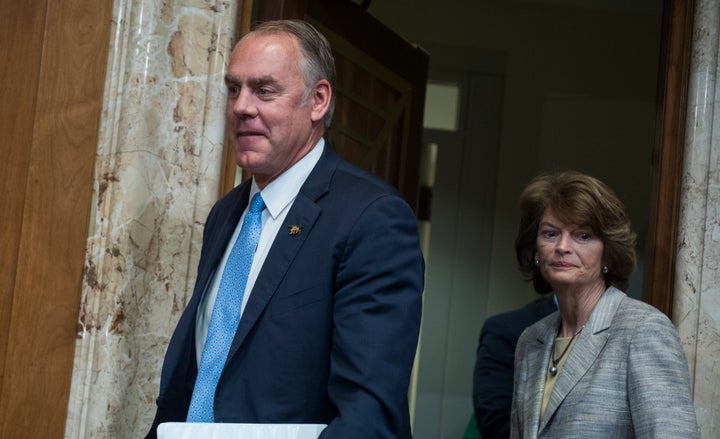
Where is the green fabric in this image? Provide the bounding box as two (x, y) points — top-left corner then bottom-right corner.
(462, 414), (482, 439)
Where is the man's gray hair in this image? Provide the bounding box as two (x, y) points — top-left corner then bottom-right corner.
(244, 19), (337, 129)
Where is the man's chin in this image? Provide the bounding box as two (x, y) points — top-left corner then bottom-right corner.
(234, 146), (260, 161)
(234, 153), (265, 174)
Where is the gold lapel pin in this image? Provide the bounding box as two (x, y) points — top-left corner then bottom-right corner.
(288, 225), (303, 235)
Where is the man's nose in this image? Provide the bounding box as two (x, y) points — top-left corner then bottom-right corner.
(231, 89), (257, 118)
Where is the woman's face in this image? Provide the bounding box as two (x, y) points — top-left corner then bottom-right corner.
(535, 209), (605, 291)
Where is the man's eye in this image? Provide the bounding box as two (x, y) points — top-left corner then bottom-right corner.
(227, 85), (239, 95)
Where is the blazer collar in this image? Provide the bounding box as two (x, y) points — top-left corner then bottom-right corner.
(297, 140), (340, 201)
(537, 287), (626, 433)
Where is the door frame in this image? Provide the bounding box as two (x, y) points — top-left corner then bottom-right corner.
(643, 0), (694, 318)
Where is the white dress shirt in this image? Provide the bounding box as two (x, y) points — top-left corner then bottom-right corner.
(195, 140), (325, 363)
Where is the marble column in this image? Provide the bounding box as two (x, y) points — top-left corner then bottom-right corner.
(674, 0), (720, 436)
(64, 0), (238, 437)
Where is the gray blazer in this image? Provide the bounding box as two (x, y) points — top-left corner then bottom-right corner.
(510, 287), (699, 439)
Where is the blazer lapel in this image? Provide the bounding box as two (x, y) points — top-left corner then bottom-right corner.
(523, 315), (560, 436)
(225, 143), (338, 360)
(226, 195), (322, 359)
(538, 287), (625, 432)
(196, 184), (252, 298)
(183, 184), (250, 349)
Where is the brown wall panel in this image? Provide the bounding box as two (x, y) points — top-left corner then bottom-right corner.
(0, 0), (48, 398)
(0, 0), (111, 436)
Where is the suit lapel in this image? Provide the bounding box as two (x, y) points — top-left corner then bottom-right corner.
(196, 184), (252, 300)
(227, 195), (322, 358)
(165, 184), (251, 393)
(225, 144), (338, 361)
(181, 183), (250, 353)
(538, 288), (625, 432)
(523, 315), (559, 436)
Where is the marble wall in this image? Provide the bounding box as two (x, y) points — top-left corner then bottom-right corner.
(674, 0), (720, 436)
(64, 0), (237, 437)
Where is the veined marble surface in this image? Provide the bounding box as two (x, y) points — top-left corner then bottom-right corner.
(64, 0), (237, 437)
(674, 0), (720, 436)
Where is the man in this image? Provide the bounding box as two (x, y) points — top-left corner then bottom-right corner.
(472, 295), (556, 439)
(145, 20), (424, 439)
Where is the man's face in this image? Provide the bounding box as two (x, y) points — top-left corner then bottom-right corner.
(225, 32), (329, 188)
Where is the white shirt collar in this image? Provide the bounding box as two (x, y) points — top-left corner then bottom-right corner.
(249, 138), (325, 219)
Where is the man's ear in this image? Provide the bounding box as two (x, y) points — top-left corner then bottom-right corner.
(310, 79), (331, 123)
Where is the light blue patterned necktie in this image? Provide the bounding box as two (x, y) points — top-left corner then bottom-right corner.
(187, 192), (265, 422)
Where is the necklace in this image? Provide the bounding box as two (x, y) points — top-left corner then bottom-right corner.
(548, 325), (584, 377)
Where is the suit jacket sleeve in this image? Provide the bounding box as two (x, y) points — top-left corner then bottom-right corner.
(319, 193), (424, 439)
(627, 311), (699, 438)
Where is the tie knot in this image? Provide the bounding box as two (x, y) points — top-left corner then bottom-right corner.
(249, 193), (265, 214)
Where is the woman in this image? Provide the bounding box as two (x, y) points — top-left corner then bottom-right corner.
(510, 171), (699, 438)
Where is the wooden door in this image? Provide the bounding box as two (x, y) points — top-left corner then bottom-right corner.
(0, 0), (111, 437)
(223, 0), (429, 213)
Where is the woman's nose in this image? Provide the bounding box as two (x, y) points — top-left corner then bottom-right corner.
(556, 233), (572, 251)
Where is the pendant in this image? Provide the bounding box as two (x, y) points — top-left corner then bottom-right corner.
(549, 365), (558, 376)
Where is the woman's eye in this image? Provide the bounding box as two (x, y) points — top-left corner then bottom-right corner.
(577, 232), (592, 240)
(541, 230), (557, 238)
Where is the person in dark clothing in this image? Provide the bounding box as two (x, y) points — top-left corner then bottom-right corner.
(472, 295), (556, 439)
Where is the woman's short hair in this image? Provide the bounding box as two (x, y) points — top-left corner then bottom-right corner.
(244, 19), (337, 129)
(515, 171), (637, 294)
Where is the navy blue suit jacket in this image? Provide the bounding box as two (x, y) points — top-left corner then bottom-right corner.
(146, 145), (425, 438)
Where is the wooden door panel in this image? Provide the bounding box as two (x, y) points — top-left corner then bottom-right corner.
(307, 0), (427, 212)
(0, 0), (111, 436)
(0, 0), (48, 398)
(321, 26), (415, 193)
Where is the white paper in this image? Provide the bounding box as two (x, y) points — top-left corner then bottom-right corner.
(157, 422), (327, 439)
